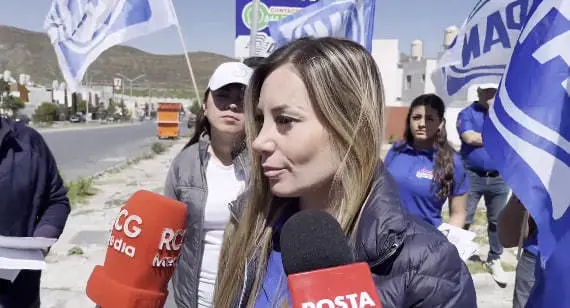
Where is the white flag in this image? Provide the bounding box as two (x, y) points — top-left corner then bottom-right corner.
(44, 0), (178, 92)
(432, 0), (539, 100)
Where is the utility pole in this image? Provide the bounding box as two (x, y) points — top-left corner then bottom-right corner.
(84, 71), (89, 122)
(147, 84), (152, 118)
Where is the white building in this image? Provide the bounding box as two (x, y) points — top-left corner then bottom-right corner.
(400, 40), (438, 103)
(28, 87), (52, 105)
(370, 39), (438, 107)
(19, 86), (52, 118)
(370, 39), (403, 107)
(52, 89), (72, 106)
(370, 27), (471, 148)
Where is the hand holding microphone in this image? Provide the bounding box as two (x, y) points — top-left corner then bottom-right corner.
(280, 210), (382, 308)
(86, 190), (187, 308)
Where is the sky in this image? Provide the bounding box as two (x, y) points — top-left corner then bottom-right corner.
(0, 0), (475, 58)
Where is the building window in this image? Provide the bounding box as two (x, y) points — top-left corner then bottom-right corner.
(405, 75), (412, 90)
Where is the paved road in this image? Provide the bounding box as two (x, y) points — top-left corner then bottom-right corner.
(41, 121), (191, 181)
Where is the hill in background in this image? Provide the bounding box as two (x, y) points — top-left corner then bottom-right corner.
(0, 25), (235, 98)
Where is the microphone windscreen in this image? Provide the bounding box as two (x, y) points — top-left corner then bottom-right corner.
(280, 210), (354, 276)
(86, 190), (187, 308)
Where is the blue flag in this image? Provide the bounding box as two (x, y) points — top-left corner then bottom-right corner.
(483, 1), (570, 305)
(44, 0), (178, 92)
(268, 0), (376, 52)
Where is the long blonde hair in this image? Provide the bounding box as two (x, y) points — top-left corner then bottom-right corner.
(214, 37), (385, 308)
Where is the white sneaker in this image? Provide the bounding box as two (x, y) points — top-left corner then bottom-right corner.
(486, 259), (507, 287)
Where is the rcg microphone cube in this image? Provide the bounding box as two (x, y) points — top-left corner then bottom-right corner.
(86, 190), (187, 308)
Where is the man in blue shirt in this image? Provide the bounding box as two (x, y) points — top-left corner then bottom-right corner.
(0, 117), (70, 307)
(457, 84), (510, 287)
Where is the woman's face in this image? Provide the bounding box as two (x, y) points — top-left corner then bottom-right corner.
(204, 83), (246, 135)
(409, 105), (442, 141)
(252, 64), (341, 198)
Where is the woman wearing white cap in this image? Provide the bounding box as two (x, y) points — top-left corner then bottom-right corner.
(164, 62), (254, 308)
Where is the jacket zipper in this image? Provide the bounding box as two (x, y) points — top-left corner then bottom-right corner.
(370, 235), (404, 268)
(237, 261), (249, 308)
(228, 153), (248, 220)
(227, 153), (248, 308)
(193, 142), (209, 307)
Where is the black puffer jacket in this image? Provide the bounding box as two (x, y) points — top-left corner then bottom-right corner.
(229, 166), (477, 308)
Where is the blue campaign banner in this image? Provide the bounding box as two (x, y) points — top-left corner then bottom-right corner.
(235, 0), (318, 57)
(268, 0), (376, 52)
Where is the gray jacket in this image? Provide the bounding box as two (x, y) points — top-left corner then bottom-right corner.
(164, 134), (249, 308)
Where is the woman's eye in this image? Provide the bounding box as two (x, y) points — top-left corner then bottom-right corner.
(275, 116), (295, 125)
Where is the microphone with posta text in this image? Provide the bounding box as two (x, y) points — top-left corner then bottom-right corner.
(280, 210), (382, 308)
(86, 190), (187, 308)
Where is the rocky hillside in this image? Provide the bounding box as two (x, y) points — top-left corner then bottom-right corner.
(0, 25), (234, 94)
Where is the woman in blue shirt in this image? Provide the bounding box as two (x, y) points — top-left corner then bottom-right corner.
(385, 94), (469, 227)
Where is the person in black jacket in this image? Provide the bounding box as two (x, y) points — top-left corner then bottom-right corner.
(0, 117), (70, 307)
(213, 37), (476, 308)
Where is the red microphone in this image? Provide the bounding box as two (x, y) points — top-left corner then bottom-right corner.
(86, 190), (187, 308)
(280, 210), (382, 308)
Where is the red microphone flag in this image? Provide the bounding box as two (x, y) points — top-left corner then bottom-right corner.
(288, 262), (382, 308)
(86, 190), (187, 308)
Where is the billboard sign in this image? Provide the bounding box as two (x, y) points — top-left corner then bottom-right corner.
(113, 78), (123, 91)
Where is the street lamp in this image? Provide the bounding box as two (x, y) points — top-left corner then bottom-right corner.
(116, 73), (146, 121)
(115, 73), (146, 98)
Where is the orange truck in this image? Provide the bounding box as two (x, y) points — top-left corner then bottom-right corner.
(157, 102), (182, 139)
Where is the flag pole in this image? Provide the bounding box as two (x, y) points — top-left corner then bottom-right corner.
(167, 0), (201, 104)
(249, 0), (260, 57)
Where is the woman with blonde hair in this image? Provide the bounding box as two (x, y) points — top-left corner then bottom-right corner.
(214, 37), (476, 308)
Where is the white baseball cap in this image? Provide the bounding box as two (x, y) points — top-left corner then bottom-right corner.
(207, 62), (253, 91)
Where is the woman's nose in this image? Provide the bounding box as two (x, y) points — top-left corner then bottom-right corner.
(252, 127), (275, 155)
(229, 98), (244, 112)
